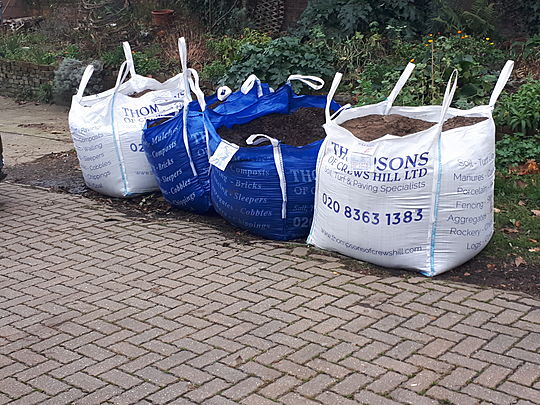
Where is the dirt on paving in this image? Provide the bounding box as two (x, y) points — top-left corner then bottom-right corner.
(218, 107), (327, 147)
(4, 150), (538, 298)
(341, 115), (488, 141)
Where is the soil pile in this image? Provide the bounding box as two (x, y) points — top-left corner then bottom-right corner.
(218, 107), (326, 147)
(443, 116), (488, 131)
(342, 114), (487, 141)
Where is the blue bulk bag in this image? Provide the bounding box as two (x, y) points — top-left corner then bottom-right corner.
(142, 39), (272, 213)
(204, 75), (341, 240)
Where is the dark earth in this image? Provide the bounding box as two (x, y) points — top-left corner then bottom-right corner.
(218, 109), (488, 145)
(218, 107), (327, 146)
(4, 150), (538, 298)
(342, 115), (488, 141)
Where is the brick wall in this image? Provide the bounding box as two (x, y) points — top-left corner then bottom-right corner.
(0, 59), (55, 99)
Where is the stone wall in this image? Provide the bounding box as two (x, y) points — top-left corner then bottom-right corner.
(0, 59), (55, 99)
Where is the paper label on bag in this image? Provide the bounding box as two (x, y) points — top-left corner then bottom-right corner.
(209, 140), (240, 171)
(350, 153), (374, 171)
(350, 143), (376, 171)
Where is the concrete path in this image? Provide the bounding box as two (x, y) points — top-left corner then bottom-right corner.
(1, 182), (539, 404)
(0, 96), (72, 165)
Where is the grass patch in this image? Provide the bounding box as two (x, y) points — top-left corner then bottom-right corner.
(484, 172), (540, 264)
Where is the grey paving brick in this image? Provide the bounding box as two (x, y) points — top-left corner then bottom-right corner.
(474, 364), (513, 388)
(354, 390), (402, 405)
(29, 374), (70, 395)
(146, 382), (191, 404)
(258, 375), (301, 399)
(390, 388), (439, 405)
(499, 381), (540, 403)
(508, 363), (540, 386)
(184, 378), (230, 403)
(438, 367), (477, 390)
(462, 383), (517, 405)
(426, 386), (481, 405)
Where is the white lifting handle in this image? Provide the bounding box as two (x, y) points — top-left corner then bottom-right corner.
(246, 134), (288, 220)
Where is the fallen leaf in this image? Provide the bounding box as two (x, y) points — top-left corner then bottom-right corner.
(528, 247), (540, 252)
(486, 263), (496, 270)
(515, 256), (527, 267)
(528, 239), (538, 243)
(501, 227), (519, 233)
(510, 159), (540, 175)
(516, 180), (528, 189)
(494, 207), (502, 213)
(515, 220), (522, 229)
(518, 200), (526, 206)
(532, 210), (540, 217)
(464, 272), (471, 276)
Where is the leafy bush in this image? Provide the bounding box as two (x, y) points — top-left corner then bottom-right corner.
(494, 80), (540, 136)
(102, 45), (164, 76)
(297, 0), (432, 39)
(52, 58), (104, 104)
(353, 32), (507, 108)
(202, 29), (272, 83)
(519, 0), (540, 35)
(0, 33), (60, 65)
(429, 0), (497, 36)
(310, 28), (386, 75)
(217, 35), (335, 89)
(36, 83), (53, 104)
(183, 0), (249, 34)
(496, 134), (540, 170)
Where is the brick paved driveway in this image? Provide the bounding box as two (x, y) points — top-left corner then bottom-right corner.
(1, 183), (539, 404)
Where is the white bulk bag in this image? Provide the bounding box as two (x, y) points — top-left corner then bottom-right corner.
(308, 61), (514, 276)
(68, 42), (184, 197)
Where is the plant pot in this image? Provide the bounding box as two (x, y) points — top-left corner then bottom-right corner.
(151, 9), (174, 26)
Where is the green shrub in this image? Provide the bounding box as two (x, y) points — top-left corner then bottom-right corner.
(52, 58), (104, 104)
(496, 133), (540, 170)
(183, 0), (248, 34)
(36, 83), (53, 104)
(429, 0), (497, 36)
(352, 32), (507, 108)
(102, 45), (164, 76)
(297, 0), (432, 39)
(494, 80), (540, 136)
(0, 32), (60, 65)
(218, 35), (335, 89)
(202, 29), (271, 83)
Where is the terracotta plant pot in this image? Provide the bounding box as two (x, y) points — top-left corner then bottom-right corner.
(151, 9), (174, 26)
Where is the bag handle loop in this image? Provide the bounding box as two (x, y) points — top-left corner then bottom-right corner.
(325, 72), (343, 124)
(240, 74), (265, 97)
(112, 61), (131, 94)
(437, 69), (459, 127)
(122, 42), (137, 78)
(287, 75), (325, 90)
(246, 134), (288, 220)
(76, 65), (95, 99)
(383, 62), (416, 115)
(178, 37), (193, 104)
(489, 60), (514, 108)
(178, 37), (199, 177)
(217, 86), (233, 101)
